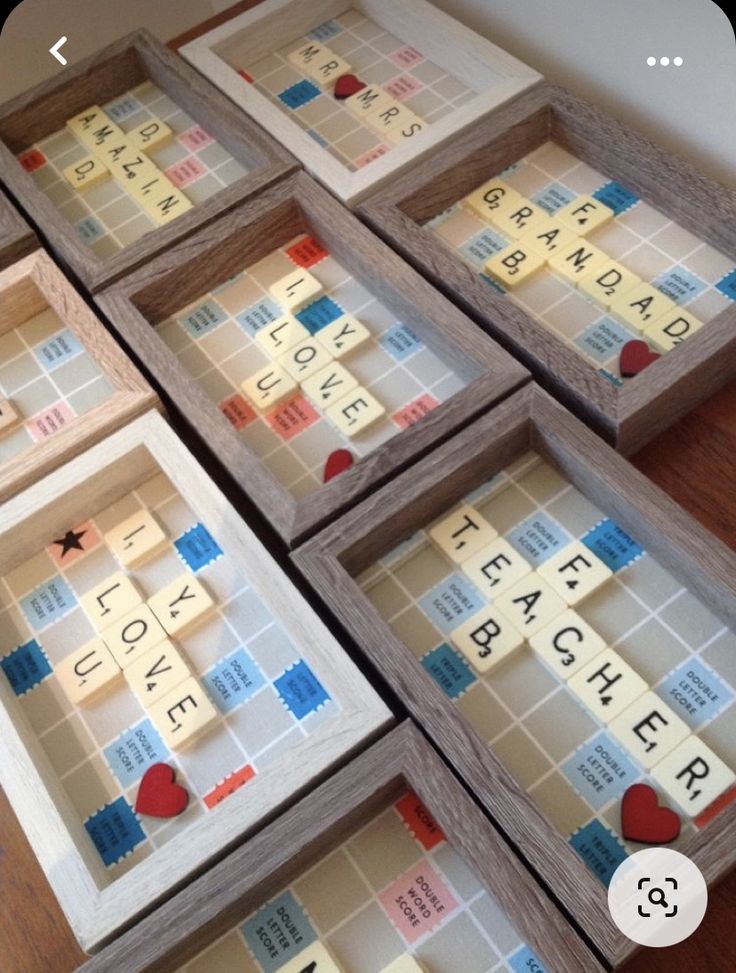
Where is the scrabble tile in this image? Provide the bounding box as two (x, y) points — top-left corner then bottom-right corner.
(148, 574), (216, 638)
(383, 113), (426, 143)
(139, 182), (194, 227)
(278, 338), (334, 382)
(104, 510), (168, 569)
(62, 155), (110, 192)
(490, 195), (549, 239)
(461, 536), (532, 597)
(55, 638), (122, 705)
(644, 308), (704, 352)
(269, 269), (324, 311)
(302, 361), (359, 407)
(345, 85), (396, 120)
(494, 573), (567, 637)
(451, 605), (523, 673)
(463, 178), (522, 222)
(274, 941), (344, 973)
(609, 282), (677, 333)
(67, 106), (124, 150)
(128, 118), (174, 152)
(578, 261), (642, 310)
(548, 239), (608, 283)
(98, 142), (159, 188)
(316, 314), (372, 359)
(0, 398), (21, 436)
(366, 101), (420, 140)
(556, 195), (615, 236)
(101, 604), (168, 668)
(124, 640), (191, 706)
(79, 572), (143, 629)
(147, 676), (218, 751)
(528, 609), (606, 679)
(609, 692), (691, 770)
(325, 386), (385, 437)
(382, 956), (426, 973)
(568, 649), (648, 723)
(287, 41), (328, 71)
(536, 541), (613, 606)
(518, 218), (577, 258)
(241, 363), (298, 411)
(484, 243), (546, 289)
(302, 51), (353, 85)
(651, 735), (735, 817)
(428, 505), (497, 564)
(254, 314), (311, 357)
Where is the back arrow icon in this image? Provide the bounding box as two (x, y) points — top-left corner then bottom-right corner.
(50, 36), (68, 65)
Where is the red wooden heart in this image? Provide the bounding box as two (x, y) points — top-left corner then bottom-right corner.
(334, 73), (366, 99)
(619, 340), (661, 377)
(135, 763), (189, 818)
(324, 449), (354, 482)
(621, 783), (681, 844)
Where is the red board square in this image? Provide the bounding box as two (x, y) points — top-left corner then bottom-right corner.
(396, 792), (446, 851)
(219, 393), (257, 431)
(393, 394), (439, 429)
(286, 235), (330, 268)
(18, 148), (47, 172)
(265, 395), (319, 441)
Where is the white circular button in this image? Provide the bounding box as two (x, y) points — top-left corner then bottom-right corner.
(608, 849), (708, 947)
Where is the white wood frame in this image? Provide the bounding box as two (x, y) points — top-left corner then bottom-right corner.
(181, 0), (542, 207)
(0, 410), (392, 952)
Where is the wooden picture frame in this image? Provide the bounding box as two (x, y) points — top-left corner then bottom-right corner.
(0, 29), (297, 293)
(0, 187), (37, 268)
(0, 249), (158, 501)
(295, 383), (736, 968)
(0, 410), (391, 952)
(97, 171), (529, 547)
(358, 83), (736, 454)
(79, 720), (604, 973)
(180, 0), (541, 208)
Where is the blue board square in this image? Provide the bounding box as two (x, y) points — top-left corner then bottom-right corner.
(279, 80), (321, 109)
(175, 523), (223, 572)
(275, 660), (329, 719)
(104, 718), (169, 788)
(307, 128), (328, 146)
(561, 731), (640, 810)
(582, 519), (643, 572)
(459, 228), (508, 267)
(178, 299), (227, 338)
(34, 330), (83, 370)
(421, 643), (475, 699)
(202, 648), (266, 713)
(308, 19), (343, 40)
(507, 512), (571, 566)
(295, 296), (343, 333)
(599, 368), (625, 388)
(75, 216), (105, 244)
(509, 945), (551, 973)
(657, 657), (735, 729)
(575, 317), (636, 364)
(241, 891), (318, 972)
(20, 576), (76, 630)
(236, 298), (281, 336)
(418, 572), (485, 634)
(85, 797), (146, 867)
(569, 820), (627, 886)
(1, 640), (51, 695)
(593, 181), (640, 215)
(532, 182), (576, 213)
(654, 266), (707, 304)
(716, 268), (736, 301)
(379, 323), (424, 361)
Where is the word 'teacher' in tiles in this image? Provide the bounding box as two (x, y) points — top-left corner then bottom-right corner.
(461, 536), (532, 597)
(429, 506), (497, 563)
(609, 691), (691, 770)
(568, 648), (649, 722)
(493, 573), (567, 637)
(529, 609), (606, 679)
(651, 736), (736, 817)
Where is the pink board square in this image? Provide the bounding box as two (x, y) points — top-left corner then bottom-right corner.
(265, 395), (319, 441)
(179, 126), (215, 152)
(18, 148), (46, 172)
(219, 393), (257, 431)
(378, 862), (458, 944)
(393, 394), (439, 429)
(165, 156), (208, 189)
(47, 520), (102, 568)
(384, 74), (425, 101)
(390, 46), (425, 69)
(28, 401), (75, 441)
(355, 144), (390, 169)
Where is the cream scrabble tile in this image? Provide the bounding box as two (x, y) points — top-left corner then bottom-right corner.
(384, 114), (427, 144)
(536, 541), (612, 606)
(490, 195), (549, 239)
(147, 676), (218, 751)
(254, 314), (311, 358)
(494, 573), (567, 637)
(578, 261), (642, 310)
(139, 182), (194, 227)
(101, 604), (168, 668)
(367, 102), (422, 142)
(279, 338), (334, 382)
(484, 243), (546, 289)
(345, 85), (396, 121)
(609, 691), (691, 770)
(287, 40), (328, 72)
(66, 106), (124, 150)
(451, 605), (524, 674)
(325, 386), (385, 437)
(55, 638), (122, 706)
(316, 314), (372, 359)
(651, 735), (735, 817)
(128, 118), (174, 152)
(79, 571), (143, 630)
(125, 640), (191, 706)
(302, 361), (359, 407)
(568, 648), (648, 723)
(463, 178), (521, 223)
(518, 218), (577, 258)
(104, 510), (168, 570)
(275, 941), (344, 973)
(0, 398), (21, 436)
(428, 505), (498, 564)
(62, 155), (110, 192)
(548, 239), (609, 283)
(461, 536), (532, 598)
(148, 574), (216, 639)
(556, 195), (614, 236)
(303, 51), (353, 85)
(644, 308), (704, 352)
(241, 363), (299, 411)
(609, 282), (677, 333)
(100, 143), (159, 189)
(529, 609), (606, 680)
(269, 269), (323, 312)
(382, 956), (426, 973)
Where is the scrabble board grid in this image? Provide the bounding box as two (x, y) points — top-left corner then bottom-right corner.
(158, 231), (465, 499)
(358, 449), (736, 885)
(427, 140), (736, 381)
(0, 469), (341, 883)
